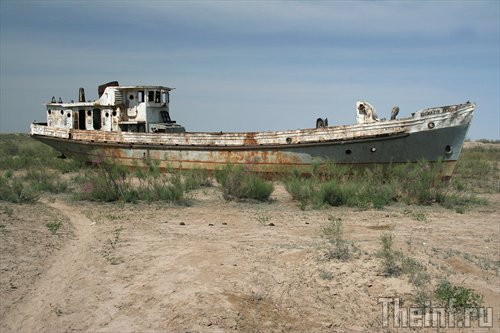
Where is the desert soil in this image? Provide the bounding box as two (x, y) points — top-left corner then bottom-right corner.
(0, 185), (499, 332)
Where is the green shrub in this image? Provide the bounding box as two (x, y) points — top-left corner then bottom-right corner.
(215, 165), (274, 201)
(317, 180), (347, 207)
(145, 173), (184, 203)
(74, 158), (133, 202)
(46, 221), (62, 234)
(135, 162), (185, 203)
(284, 175), (315, 209)
(378, 233), (402, 276)
(24, 169), (69, 193)
(284, 158), (488, 210)
(395, 159), (444, 205)
(0, 173), (39, 203)
(75, 158), (186, 203)
(434, 280), (483, 311)
(321, 216), (352, 261)
(453, 147), (499, 192)
(182, 168), (212, 190)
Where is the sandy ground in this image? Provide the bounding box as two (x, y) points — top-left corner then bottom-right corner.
(0, 185), (499, 332)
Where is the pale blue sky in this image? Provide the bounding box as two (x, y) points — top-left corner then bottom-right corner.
(1, 0), (499, 139)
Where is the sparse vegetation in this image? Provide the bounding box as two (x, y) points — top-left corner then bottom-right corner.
(377, 233), (429, 282)
(0, 134), (495, 210)
(453, 146), (499, 192)
(24, 169), (69, 194)
(377, 233), (401, 276)
(321, 215), (354, 261)
(285, 169), (395, 210)
(215, 164), (274, 201)
(0, 134), (82, 172)
(434, 280), (483, 312)
(182, 168), (212, 190)
(377, 233), (433, 308)
(318, 269), (334, 280)
(1, 204), (14, 216)
(46, 221), (62, 235)
(54, 304), (63, 317)
(284, 158), (490, 211)
(0, 172), (39, 203)
(403, 209), (427, 221)
(255, 214), (270, 226)
(102, 226), (124, 265)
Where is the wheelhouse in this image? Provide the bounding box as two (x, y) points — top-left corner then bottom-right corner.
(45, 82), (184, 133)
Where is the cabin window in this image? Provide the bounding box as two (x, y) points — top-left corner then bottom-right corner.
(48, 110), (52, 115)
(112, 111), (117, 117)
(78, 110), (86, 129)
(60, 110), (64, 115)
(93, 109), (102, 130)
(87, 110), (92, 116)
(148, 91), (154, 102)
(138, 91), (144, 102)
(161, 91), (169, 104)
(129, 94), (134, 100)
(155, 91), (161, 103)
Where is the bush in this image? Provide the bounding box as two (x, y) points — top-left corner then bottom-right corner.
(391, 159), (445, 205)
(0, 172), (39, 203)
(46, 221), (62, 234)
(317, 181), (347, 207)
(74, 158), (134, 202)
(75, 158), (186, 203)
(215, 165), (274, 201)
(24, 169), (69, 194)
(284, 176), (315, 210)
(312, 180), (394, 210)
(134, 161), (185, 203)
(321, 216), (352, 261)
(453, 146), (499, 192)
(284, 158), (488, 211)
(434, 280), (483, 312)
(138, 172), (184, 203)
(378, 233), (402, 276)
(182, 168), (212, 190)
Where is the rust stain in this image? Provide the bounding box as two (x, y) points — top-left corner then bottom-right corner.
(244, 132), (257, 146)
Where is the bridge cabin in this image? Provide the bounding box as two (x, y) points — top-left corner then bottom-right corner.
(45, 81), (185, 133)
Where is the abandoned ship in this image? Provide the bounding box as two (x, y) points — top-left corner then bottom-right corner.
(30, 81), (475, 176)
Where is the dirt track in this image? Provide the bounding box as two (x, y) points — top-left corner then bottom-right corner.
(1, 186), (499, 332)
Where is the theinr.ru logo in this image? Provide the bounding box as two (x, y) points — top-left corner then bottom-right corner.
(378, 297), (493, 328)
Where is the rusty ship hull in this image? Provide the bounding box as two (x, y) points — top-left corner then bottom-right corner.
(31, 101), (474, 176)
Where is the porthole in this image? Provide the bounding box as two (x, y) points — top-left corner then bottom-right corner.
(345, 149), (352, 155)
(445, 145), (453, 154)
(87, 110), (92, 116)
(67, 113), (71, 118)
(112, 111), (117, 117)
(48, 110), (51, 115)
(286, 137), (292, 144)
(129, 94), (134, 100)
(428, 122), (435, 129)
(60, 110), (64, 115)
(105, 112), (109, 117)
(370, 147), (377, 152)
